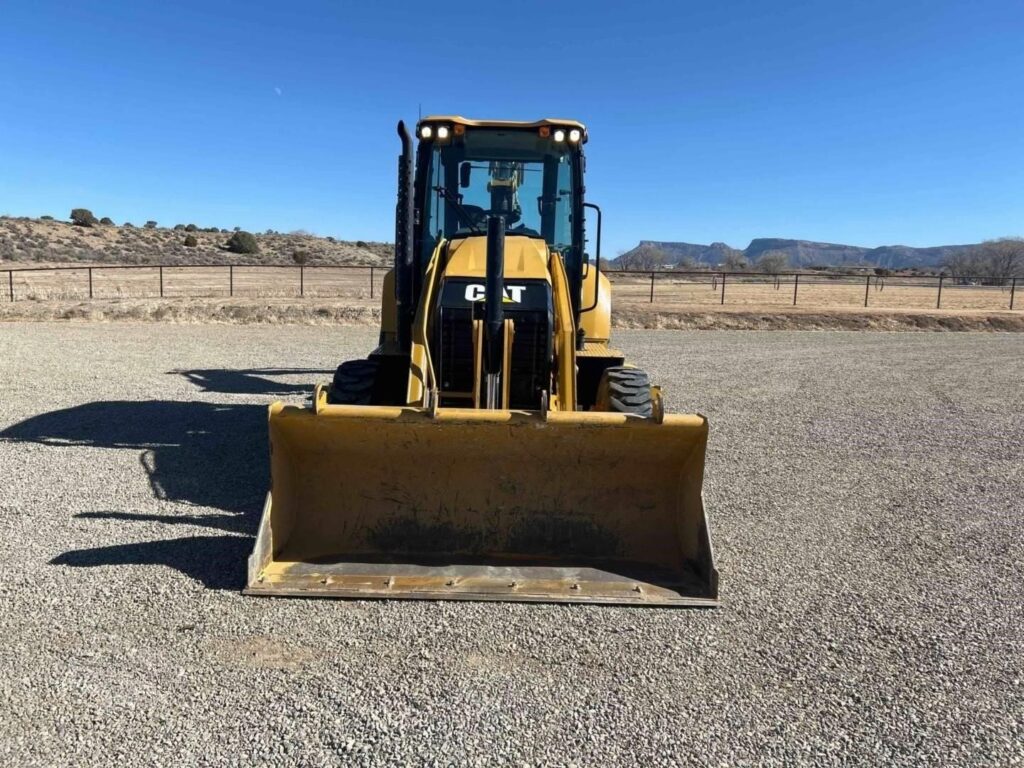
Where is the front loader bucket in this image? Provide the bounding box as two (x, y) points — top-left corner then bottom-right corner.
(247, 397), (718, 607)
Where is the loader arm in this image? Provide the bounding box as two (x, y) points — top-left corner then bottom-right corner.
(406, 239), (446, 406)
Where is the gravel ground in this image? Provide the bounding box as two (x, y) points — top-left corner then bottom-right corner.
(1, 324), (1021, 767)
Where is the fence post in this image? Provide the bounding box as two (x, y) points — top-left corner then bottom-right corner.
(649, 272), (655, 303)
(370, 266), (375, 299)
(300, 266), (305, 297)
(1011, 277), (1016, 310)
(721, 273), (726, 305)
(229, 265), (234, 297)
(159, 266), (164, 298)
(88, 267), (93, 299)
(864, 275), (870, 308)
(936, 275), (943, 309)
(7, 270), (12, 302)
(792, 273), (799, 306)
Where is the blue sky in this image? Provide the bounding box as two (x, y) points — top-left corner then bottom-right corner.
(1, 1), (1021, 255)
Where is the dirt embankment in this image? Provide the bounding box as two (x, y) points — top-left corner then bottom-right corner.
(613, 306), (1024, 332)
(2, 297), (1022, 331)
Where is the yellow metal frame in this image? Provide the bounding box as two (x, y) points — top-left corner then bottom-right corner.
(406, 239), (446, 406)
(549, 251), (577, 410)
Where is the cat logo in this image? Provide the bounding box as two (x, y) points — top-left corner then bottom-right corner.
(464, 284), (526, 304)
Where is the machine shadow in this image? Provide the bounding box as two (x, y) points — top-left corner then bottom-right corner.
(50, 535), (253, 591)
(0, 395), (273, 590)
(171, 367), (327, 397)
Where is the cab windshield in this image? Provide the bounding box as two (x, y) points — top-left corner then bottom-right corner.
(421, 129), (577, 254)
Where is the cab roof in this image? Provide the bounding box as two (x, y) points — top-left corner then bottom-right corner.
(419, 115), (588, 142)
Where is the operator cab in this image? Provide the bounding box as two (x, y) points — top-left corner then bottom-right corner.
(414, 118), (588, 311)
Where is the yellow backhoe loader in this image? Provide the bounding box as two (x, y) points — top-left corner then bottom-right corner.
(246, 117), (718, 606)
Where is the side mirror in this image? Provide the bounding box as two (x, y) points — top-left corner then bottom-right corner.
(580, 202), (602, 313)
(460, 163), (471, 188)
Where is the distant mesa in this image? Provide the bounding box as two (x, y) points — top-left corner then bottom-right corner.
(616, 238), (980, 270)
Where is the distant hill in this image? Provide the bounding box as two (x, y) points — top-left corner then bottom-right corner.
(0, 215), (391, 267)
(619, 238), (981, 270)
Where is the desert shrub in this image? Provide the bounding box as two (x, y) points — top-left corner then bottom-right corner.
(70, 208), (98, 227)
(226, 230), (259, 254)
(123, 222), (134, 228)
(202, 226), (219, 233)
(40, 215), (54, 221)
(173, 224), (186, 231)
(292, 249), (310, 265)
(356, 240), (367, 248)
(326, 236), (336, 243)
(100, 216), (114, 225)
(185, 223), (198, 232)
(184, 234), (198, 247)
(144, 220), (158, 229)
(233, 226), (241, 232)
(220, 228), (229, 233)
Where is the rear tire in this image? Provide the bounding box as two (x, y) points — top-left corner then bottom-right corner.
(327, 359), (378, 405)
(595, 366), (654, 417)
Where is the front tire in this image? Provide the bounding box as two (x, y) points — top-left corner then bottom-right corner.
(595, 366), (654, 417)
(327, 359), (378, 405)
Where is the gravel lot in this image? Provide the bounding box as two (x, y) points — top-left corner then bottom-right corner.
(1, 324), (1021, 766)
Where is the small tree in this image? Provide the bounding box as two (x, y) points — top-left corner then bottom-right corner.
(292, 249), (310, 265)
(617, 243), (668, 271)
(756, 250), (789, 274)
(226, 230), (259, 254)
(99, 216), (114, 226)
(978, 238), (1024, 282)
(185, 223), (198, 232)
(942, 249), (987, 283)
(70, 208), (98, 227)
(123, 222), (135, 228)
(144, 220), (158, 229)
(723, 251), (748, 271)
(183, 234), (198, 247)
(40, 215), (54, 221)
(173, 224), (186, 231)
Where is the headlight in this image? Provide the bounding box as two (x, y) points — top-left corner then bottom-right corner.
(419, 125), (433, 139)
(436, 125), (450, 140)
(553, 129), (566, 142)
(568, 129), (582, 143)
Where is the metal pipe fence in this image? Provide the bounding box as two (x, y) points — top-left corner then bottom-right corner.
(610, 269), (1019, 312)
(2, 263), (382, 304)
(1, 264), (1020, 311)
